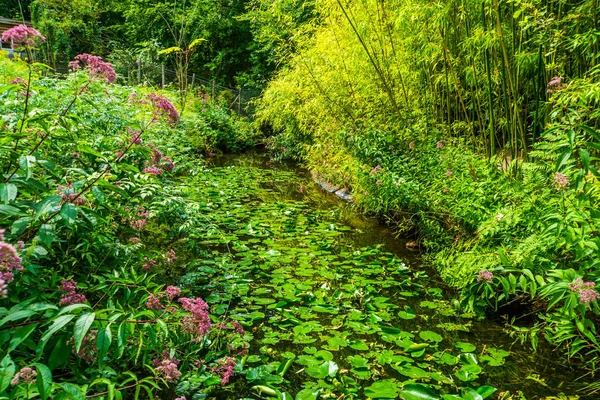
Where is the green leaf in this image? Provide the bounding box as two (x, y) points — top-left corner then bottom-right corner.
(97, 325), (112, 362)
(8, 323), (38, 352)
(419, 331), (443, 343)
(400, 383), (440, 400)
(57, 383), (86, 400)
(35, 196), (62, 220)
(0, 204), (23, 216)
(398, 305), (416, 320)
(0, 355), (15, 392)
(33, 363), (53, 400)
(0, 183), (17, 203)
(579, 148), (591, 171)
(555, 150), (571, 171)
(296, 388), (320, 400)
(364, 379), (399, 399)
(0, 309), (35, 327)
(38, 224), (55, 246)
(19, 155), (36, 179)
(41, 314), (76, 346)
(74, 312), (95, 353)
(60, 203), (78, 226)
(461, 388), (483, 400)
(475, 386), (496, 399)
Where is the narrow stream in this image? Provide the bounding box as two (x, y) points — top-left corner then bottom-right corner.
(174, 151), (589, 399)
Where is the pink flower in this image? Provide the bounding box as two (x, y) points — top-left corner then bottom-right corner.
(477, 270), (493, 284)
(232, 321), (245, 336)
(1, 25), (45, 49)
(144, 166), (163, 176)
(165, 249), (176, 264)
(154, 355), (181, 382)
(165, 286), (181, 301)
(70, 54), (116, 83)
(129, 237), (142, 244)
(370, 165), (382, 175)
(579, 289), (600, 304)
(9, 77), (26, 86)
(10, 367), (36, 386)
(445, 170), (453, 176)
(128, 128), (142, 145)
(142, 258), (157, 271)
(162, 156), (175, 172)
(436, 140), (444, 149)
(553, 172), (570, 191)
(146, 93), (180, 125)
(147, 294), (164, 310)
(213, 357), (236, 385)
(547, 76), (563, 87)
(59, 279), (87, 306)
(179, 297), (212, 340)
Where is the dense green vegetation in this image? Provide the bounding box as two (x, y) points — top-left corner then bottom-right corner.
(255, 0), (600, 374)
(0, 0), (599, 398)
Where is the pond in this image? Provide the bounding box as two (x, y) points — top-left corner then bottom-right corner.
(173, 151), (588, 399)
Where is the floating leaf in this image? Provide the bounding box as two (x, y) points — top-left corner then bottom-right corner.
(364, 379), (399, 399)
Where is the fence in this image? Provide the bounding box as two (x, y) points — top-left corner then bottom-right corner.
(127, 62), (260, 116)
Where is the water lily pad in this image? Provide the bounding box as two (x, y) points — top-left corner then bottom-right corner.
(364, 380), (399, 399)
(398, 306), (416, 320)
(399, 383), (440, 400)
(455, 342), (476, 352)
(419, 331), (443, 343)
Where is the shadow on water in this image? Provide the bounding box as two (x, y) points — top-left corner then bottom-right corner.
(203, 151), (591, 399)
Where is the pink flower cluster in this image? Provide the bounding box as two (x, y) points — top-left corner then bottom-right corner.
(143, 166), (163, 176)
(0, 229), (23, 298)
(147, 294), (164, 310)
(477, 270), (493, 284)
(1, 25), (45, 49)
(10, 367), (36, 386)
(9, 77), (26, 86)
(57, 184), (86, 206)
(213, 357), (236, 385)
(370, 165), (382, 175)
(553, 172), (570, 192)
(165, 249), (176, 264)
(129, 207), (149, 232)
(142, 143), (175, 176)
(147, 286), (182, 310)
(147, 93), (180, 125)
(569, 278), (600, 304)
(154, 353), (181, 382)
(142, 258), (157, 271)
(59, 279), (87, 306)
(436, 140), (444, 149)
(165, 285), (181, 301)
(129, 127), (142, 145)
(69, 54), (116, 84)
(547, 76), (566, 94)
(179, 297), (212, 340)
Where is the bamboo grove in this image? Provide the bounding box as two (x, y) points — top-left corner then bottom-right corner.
(256, 0), (600, 161)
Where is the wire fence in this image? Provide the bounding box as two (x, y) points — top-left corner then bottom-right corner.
(125, 62), (260, 116)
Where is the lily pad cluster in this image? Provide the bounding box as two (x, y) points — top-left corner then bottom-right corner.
(168, 163), (508, 399)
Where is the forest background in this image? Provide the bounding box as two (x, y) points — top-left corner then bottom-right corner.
(1, 0), (600, 398)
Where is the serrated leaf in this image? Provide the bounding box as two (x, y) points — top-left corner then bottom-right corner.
(33, 363), (53, 400)
(74, 312), (95, 353)
(60, 203), (78, 226)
